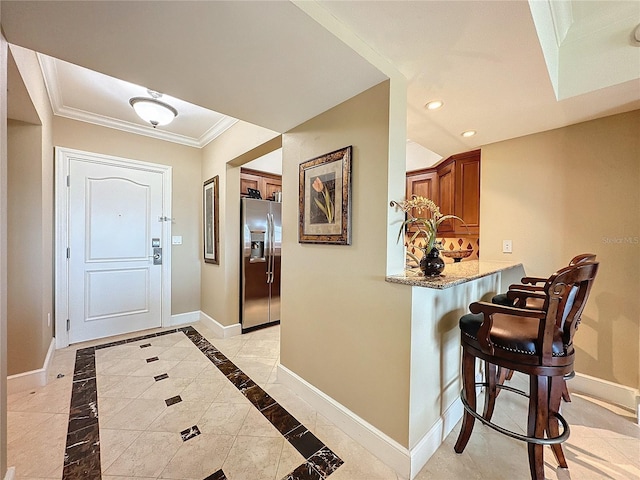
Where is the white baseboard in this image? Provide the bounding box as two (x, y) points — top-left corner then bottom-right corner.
(4, 467), (16, 480)
(199, 311), (242, 338)
(571, 372), (640, 423)
(7, 338), (55, 395)
(170, 310), (201, 327)
(409, 398), (463, 477)
(277, 364), (412, 479)
(277, 364), (460, 480)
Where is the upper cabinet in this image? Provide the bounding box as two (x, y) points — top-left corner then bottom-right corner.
(453, 150), (481, 235)
(405, 170), (438, 220)
(240, 168), (282, 201)
(406, 149), (480, 236)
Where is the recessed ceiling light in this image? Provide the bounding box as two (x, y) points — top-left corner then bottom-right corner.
(425, 100), (444, 110)
(461, 130), (476, 138)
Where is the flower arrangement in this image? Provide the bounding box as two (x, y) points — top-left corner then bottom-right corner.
(390, 195), (466, 264)
(312, 177), (334, 223)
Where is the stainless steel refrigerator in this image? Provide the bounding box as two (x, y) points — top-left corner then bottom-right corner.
(240, 198), (281, 332)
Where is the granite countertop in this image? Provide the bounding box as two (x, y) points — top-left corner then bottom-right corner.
(385, 260), (522, 289)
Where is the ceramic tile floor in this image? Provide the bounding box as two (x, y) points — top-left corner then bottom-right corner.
(7, 322), (640, 480)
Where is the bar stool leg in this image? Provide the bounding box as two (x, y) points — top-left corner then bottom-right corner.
(455, 348), (477, 453)
(483, 361), (498, 421)
(527, 375), (548, 480)
(548, 375), (568, 468)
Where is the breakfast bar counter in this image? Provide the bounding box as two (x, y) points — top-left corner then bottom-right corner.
(385, 260), (522, 289)
(387, 258), (525, 458)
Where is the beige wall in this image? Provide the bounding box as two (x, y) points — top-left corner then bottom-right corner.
(7, 46), (54, 376)
(7, 121), (45, 374)
(200, 121), (280, 326)
(53, 116), (203, 315)
(1, 26), (9, 477)
(480, 110), (640, 390)
(281, 81), (413, 446)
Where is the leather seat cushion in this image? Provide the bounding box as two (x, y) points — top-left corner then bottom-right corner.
(491, 293), (512, 306)
(491, 293), (545, 309)
(460, 313), (566, 357)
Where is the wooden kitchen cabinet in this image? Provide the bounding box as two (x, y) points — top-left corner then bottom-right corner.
(436, 159), (455, 234)
(240, 168), (282, 200)
(454, 150), (480, 235)
(405, 149), (480, 236)
(405, 170), (438, 220)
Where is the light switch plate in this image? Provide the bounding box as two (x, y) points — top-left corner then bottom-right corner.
(502, 240), (513, 253)
(172, 236), (183, 245)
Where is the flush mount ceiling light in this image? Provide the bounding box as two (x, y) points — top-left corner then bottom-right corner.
(129, 90), (178, 128)
(425, 100), (444, 110)
(461, 130), (477, 138)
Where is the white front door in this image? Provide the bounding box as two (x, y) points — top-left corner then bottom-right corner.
(67, 158), (164, 344)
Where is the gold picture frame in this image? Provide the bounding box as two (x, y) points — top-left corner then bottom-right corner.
(298, 146), (352, 245)
(203, 175), (219, 264)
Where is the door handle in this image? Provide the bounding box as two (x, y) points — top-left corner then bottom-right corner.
(153, 247), (162, 265)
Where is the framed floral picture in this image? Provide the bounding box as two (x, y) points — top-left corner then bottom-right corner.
(203, 175), (219, 264)
(298, 146), (352, 245)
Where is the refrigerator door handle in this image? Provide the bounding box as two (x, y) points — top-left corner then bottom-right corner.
(271, 213), (276, 284)
(265, 213), (270, 283)
(270, 213), (275, 284)
(267, 213), (274, 284)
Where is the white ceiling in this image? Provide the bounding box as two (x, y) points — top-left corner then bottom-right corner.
(37, 53), (238, 148)
(2, 1), (639, 163)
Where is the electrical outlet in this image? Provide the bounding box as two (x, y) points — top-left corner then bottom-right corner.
(502, 240), (513, 253)
(47, 312), (51, 327)
(172, 236), (183, 245)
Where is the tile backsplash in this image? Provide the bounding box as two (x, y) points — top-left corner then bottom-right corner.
(405, 236), (480, 266)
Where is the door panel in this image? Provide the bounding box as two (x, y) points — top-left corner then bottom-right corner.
(437, 162), (455, 233)
(87, 178), (149, 260)
(240, 175), (260, 197)
(269, 202), (281, 323)
(263, 177), (282, 202)
(69, 159), (163, 343)
(85, 268), (149, 320)
(241, 199), (270, 330)
(455, 154), (481, 235)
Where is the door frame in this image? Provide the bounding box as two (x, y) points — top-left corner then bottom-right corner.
(55, 147), (172, 349)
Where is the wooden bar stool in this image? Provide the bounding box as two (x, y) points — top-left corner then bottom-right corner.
(454, 261), (599, 480)
(492, 253), (596, 309)
(488, 253), (596, 405)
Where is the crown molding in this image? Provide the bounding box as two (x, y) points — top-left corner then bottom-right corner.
(55, 103), (203, 147)
(548, 0), (573, 47)
(38, 53), (64, 112)
(37, 53), (238, 149)
(199, 116), (240, 147)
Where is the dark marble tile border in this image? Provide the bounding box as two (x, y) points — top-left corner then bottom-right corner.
(63, 328), (182, 480)
(63, 326), (343, 480)
(203, 470), (227, 480)
(178, 325), (344, 478)
(63, 347), (100, 479)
